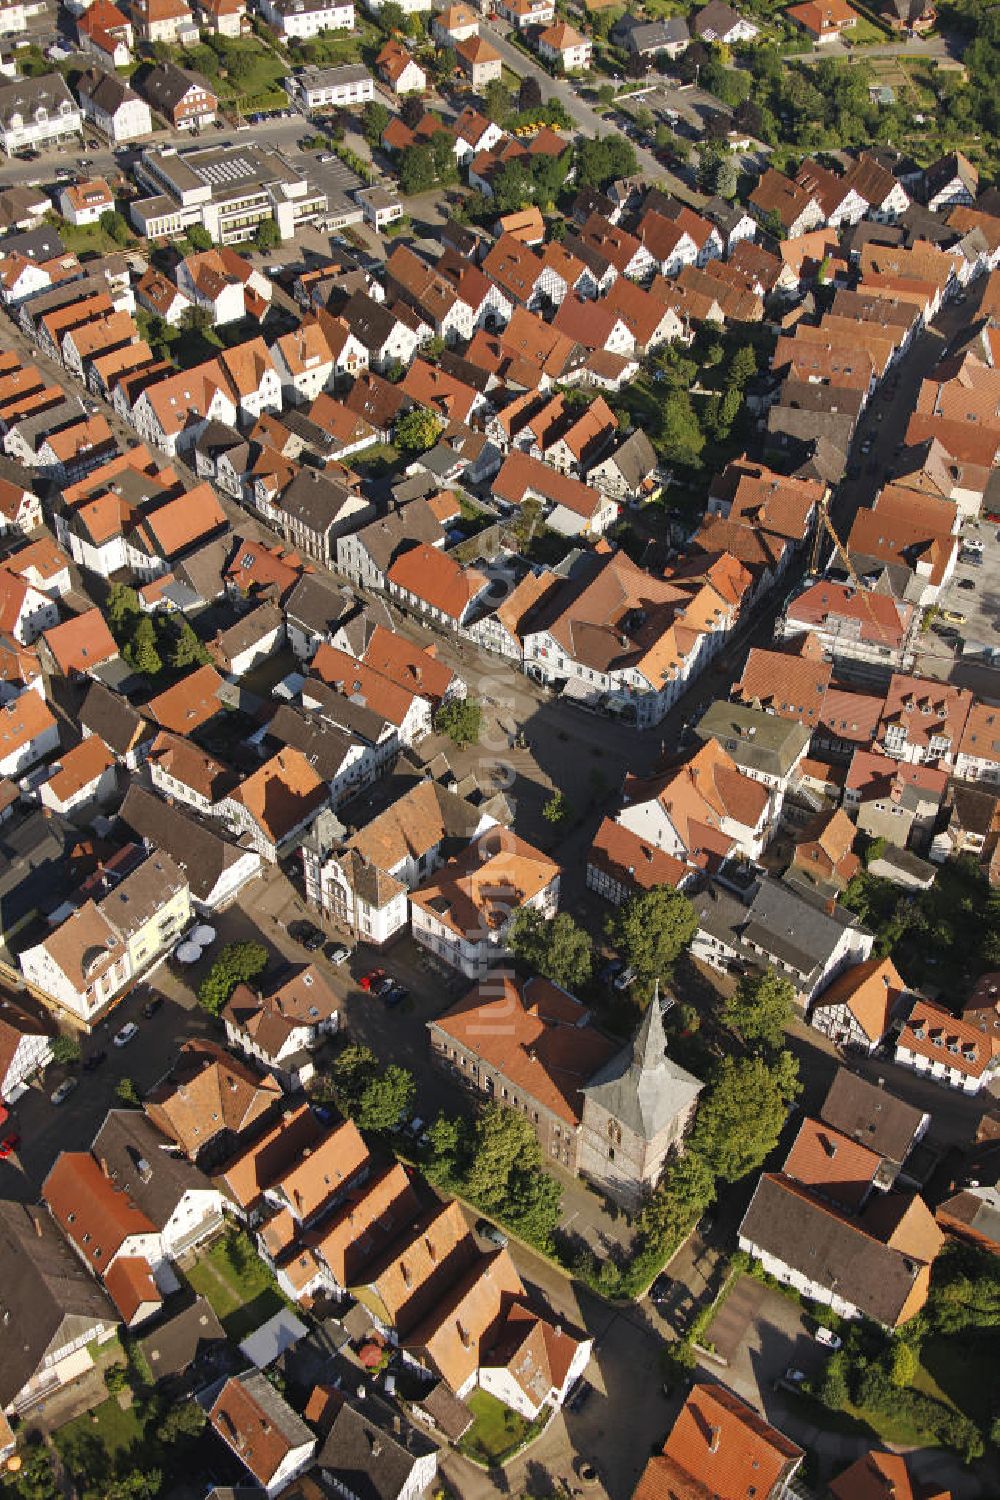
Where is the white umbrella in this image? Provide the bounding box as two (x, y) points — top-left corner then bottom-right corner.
(192, 925), (217, 947)
(175, 942), (202, 965)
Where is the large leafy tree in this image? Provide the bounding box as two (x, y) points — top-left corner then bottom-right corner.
(612, 886), (698, 996)
(720, 970), (795, 1050)
(197, 941), (269, 1016)
(395, 406), (442, 453)
(325, 1044), (416, 1133)
(508, 907), (593, 992)
(691, 1052), (800, 1182)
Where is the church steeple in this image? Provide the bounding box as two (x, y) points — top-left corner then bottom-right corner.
(632, 980), (668, 1071)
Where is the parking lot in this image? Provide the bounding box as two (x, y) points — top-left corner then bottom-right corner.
(912, 517), (1000, 694)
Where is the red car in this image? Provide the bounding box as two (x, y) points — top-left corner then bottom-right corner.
(360, 969), (386, 992)
(0, 1131), (20, 1159)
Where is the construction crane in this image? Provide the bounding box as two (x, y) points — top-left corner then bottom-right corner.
(806, 490), (911, 656)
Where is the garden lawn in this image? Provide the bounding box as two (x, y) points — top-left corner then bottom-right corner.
(55, 219), (134, 255)
(456, 1389), (546, 1466)
(185, 1231), (288, 1340)
(912, 1335), (1000, 1431)
(55, 1395), (148, 1465)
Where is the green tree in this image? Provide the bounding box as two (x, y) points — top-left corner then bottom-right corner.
(104, 1476), (163, 1500)
(465, 1103), (541, 1207)
(635, 1150), (715, 1250)
(518, 75), (543, 113)
(5, 1446), (59, 1500)
(198, 941), (269, 1015)
(395, 405), (442, 452)
(816, 1350), (849, 1408)
(612, 887), (698, 994)
(434, 697), (482, 747)
(727, 343), (757, 390)
(508, 907), (593, 991)
(104, 1364), (129, 1394)
(716, 153), (739, 199)
(186, 223), (213, 252)
(327, 1044), (415, 1131)
(362, 98), (391, 148)
(660, 390), (705, 466)
(105, 582), (140, 638)
(691, 1052), (799, 1182)
(423, 1111), (466, 1182)
(124, 615), (162, 678)
(379, 0), (404, 29)
(170, 618), (210, 670)
(98, 208), (130, 246)
(483, 78), (512, 123)
(889, 1339), (918, 1387)
(491, 160), (533, 214)
(542, 789), (572, 827)
(49, 1033), (80, 1066)
(159, 1401), (206, 1444)
(115, 1077), (141, 1107)
(429, 128), (458, 185)
(720, 970), (795, 1050)
(254, 218), (281, 253)
(180, 303), (214, 335)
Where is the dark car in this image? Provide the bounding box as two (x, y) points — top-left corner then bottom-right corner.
(957, 578), (976, 590)
(373, 974), (396, 998)
(290, 920), (325, 951)
(142, 994), (163, 1019)
(567, 1379), (593, 1413)
(384, 985), (408, 1007)
(83, 1049), (108, 1072)
(650, 1273), (673, 1305)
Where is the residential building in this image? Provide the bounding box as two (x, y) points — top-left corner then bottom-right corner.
(0, 992), (53, 1103)
(145, 1038), (282, 1168)
(617, 739), (774, 865)
(287, 64), (373, 110)
(895, 995), (1000, 1095)
(208, 1372), (316, 1497)
(810, 955), (908, 1053)
(118, 783), (263, 912)
(691, 872), (873, 1004)
(375, 41), (426, 94)
(91, 1109), (226, 1260)
(786, 0), (858, 40)
(410, 826), (560, 978)
(0, 689), (59, 777)
(219, 748), (329, 863)
(830, 1453), (951, 1500)
(258, 0), (354, 33)
(58, 178), (114, 226)
(138, 63), (216, 129)
(0, 75), (83, 155)
(0, 1200), (115, 1418)
(780, 580), (916, 678)
(223, 963), (342, 1090)
(819, 1067), (929, 1185)
(692, 0), (759, 38)
(39, 736), (117, 818)
(611, 14), (689, 58)
(176, 245), (271, 325)
(386, 542), (489, 631)
(131, 0), (198, 43)
(635, 1384), (802, 1500)
(537, 20), (591, 69)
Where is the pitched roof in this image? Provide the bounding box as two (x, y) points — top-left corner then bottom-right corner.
(148, 729), (234, 804)
(216, 1101), (324, 1213)
(409, 826), (559, 941)
(355, 1198), (478, 1332)
(43, 1150), (157, 1273)
(829, 1451), (950, 1500)
(145, 1038), (281, 1160)
(311, 1162), (421, 1287)
(583, 993), (702, 1140)
(228, 747), (328, 845)
(783, 1114), (882, 1211)
(386, 541), (486, 622)
(898, 995), (1000, 1080)
(638, 1383), (802, 1500)
(209, 1371), (315, 1487)
(403, 1247), (525, 1392)
(44, 736), (114, 804)
(42, 607), (117, 674)
(812, 956), (906, 1044)
(588, 815), (688, 897)
(146, 662), (225, 734)
(820, 1067), (925, 1165)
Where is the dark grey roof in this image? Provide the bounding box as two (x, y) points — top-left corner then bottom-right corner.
(91, 1110), (216, 1228)
(265, 702), (359, 783)
(583, 994), (702, 1141)
(286, 572), (358, 640)
(702, 196), (754, 236)
(352, 499), (444, 572)
(412, 1383), (473, 1441)
(949, 780), (1000, 838)
(0, 807), (75, 935)
(0, 1199), (115, 1407)
(777, 378), (864, 419)
(318, 1394), (436, 1500)
(195, 420), (248, 466)
(820, 1068), (926, 1166)
(303, 676), (392, 745)
(280, 468), (362, 539)
(937, 1187), (1000, 1247)
(693, 0), (747, 33)
(76, 66), (141, 115)
(923, 152), (978, 201)
(739, 1173), (925, 1327)
(119, 783), (258, 904)
(78, 679), (149, 757)
(174, 535), (233, 604)
(0, 73), (77, 134)
(212, 601), (283, 663)
(743, 878), (864, 977)
(3, 224), (64, 262)
(695, 702), (811, 779)
(612, 14), (689, 49)
(140, 62), (214, 114)
(342, 290), (401, 353)
(137, 1295), (231, 1383)
(599, 428), (657, 489)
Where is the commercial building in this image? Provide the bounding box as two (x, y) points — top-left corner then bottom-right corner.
(130, 141), (327, 245)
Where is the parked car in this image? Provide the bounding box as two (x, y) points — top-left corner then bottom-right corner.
(83, 1049), (107, 1072)
(328, 944), (351, 965)
(384, 984), (408, 1007)
(142, 994), (163, 1019)
(360, 968), (387, 992)
(815, 1326), (842, 1349)
(958, 578), (976, 590)
(612, 964), (637, 992)
(113, 1021), (139, 1048)
(650, 1273), (673, 1305)
(567, 1379), (593, 1413)
(372, 974), (396, 998)
(476, 1217), (508, 1247)
(50, 1078), (78, 1105)
(290, 919), (325, 951)
(0, 1130), (20, 1158)
(784, 1366), (807, 1383)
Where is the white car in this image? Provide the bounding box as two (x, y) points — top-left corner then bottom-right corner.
(814, 1326), (842, 1349)
(50, 1077), (78, 1105)
(328, 945), (350, 965)
(113, 1021), (139, 1048)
